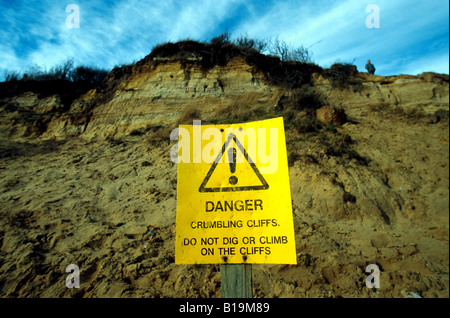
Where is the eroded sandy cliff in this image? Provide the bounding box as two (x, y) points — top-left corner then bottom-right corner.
(0, 48), (448, 297)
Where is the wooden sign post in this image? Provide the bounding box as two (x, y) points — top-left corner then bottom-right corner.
(221, 264), (252, 298)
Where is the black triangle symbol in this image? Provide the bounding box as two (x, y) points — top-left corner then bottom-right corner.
(198, 133), (269, 192)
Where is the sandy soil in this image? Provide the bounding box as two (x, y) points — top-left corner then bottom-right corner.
(0, 105), (448, 298)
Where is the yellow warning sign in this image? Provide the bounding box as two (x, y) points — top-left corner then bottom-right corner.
(175, 117), (296, 264)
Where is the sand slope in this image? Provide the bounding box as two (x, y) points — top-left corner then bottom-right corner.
(0, 103), (448, 297)
(0, 53), (448, 297)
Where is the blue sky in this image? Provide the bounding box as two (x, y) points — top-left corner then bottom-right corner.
(0, 0), (448, 81)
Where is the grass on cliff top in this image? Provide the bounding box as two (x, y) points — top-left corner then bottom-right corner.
(145, 33), (361, 89)
(146, 37), (323, 89)
(1, 60), (109, 111)
(1, 33), (360, 108)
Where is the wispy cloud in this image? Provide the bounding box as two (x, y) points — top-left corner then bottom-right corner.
(0, 0), (448, 80)
(233, 0), (449, 75)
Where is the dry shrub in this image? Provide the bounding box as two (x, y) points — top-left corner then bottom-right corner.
(174, 106), (202, 126)
(277, 86), (325, 114)
(323, 63), (359, 88)
(147, 106), (202, 147)
(277, 85), (326, 133)
(368, 103), (390, 113)
(214, 93), (267, 123)
(369, 103), (429, 123)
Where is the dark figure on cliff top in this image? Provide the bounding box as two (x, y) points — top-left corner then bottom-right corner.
(365, 59), (376, 74)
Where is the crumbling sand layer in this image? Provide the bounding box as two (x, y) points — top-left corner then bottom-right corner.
(0, 102), (448, 297)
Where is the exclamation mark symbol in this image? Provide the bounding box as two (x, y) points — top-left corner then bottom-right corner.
(228, 147), (238, 185)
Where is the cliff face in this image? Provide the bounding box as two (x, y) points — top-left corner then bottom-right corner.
(316, 72), (449, 111)
(0, 56), (448, 140)
(78, 58), (272, 139)
(0, 53), (449, 298)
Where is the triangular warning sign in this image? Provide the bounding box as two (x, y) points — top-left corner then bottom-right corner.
(198, 133), (269, 192)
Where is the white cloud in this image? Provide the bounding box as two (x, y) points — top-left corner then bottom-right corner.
(395, 52), (449, 76)
(232, 0), (449, 75)
(0, 0), (448, 79)
(163, 0), (246, 41)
